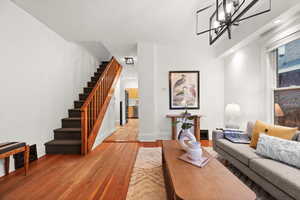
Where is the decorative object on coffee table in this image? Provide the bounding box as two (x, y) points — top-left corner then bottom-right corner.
(173, 108), (197, 151)
(185, 141), (203, 161)
(166, 114), (202, 141)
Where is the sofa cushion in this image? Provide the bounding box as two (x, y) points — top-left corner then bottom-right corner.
(250, 158), (300, 200)
(292, 131), (300, 142)
(246, 121), (254, 138)
(256, 134), (300, 168)
(250, 120), (271, 148)
(268, 125), (298, 140)
(250, 120), (298, 148)
(216, 139), (261, 166)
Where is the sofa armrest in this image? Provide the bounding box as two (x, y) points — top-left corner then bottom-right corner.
(212, 130), (224, 151)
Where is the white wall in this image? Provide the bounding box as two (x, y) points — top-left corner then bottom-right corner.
(120, 60), (139, 89)
(137, 43), (158, 140)
(223, 18), (300, 129)
(93, 98), (117, 148)
(114, 79), (121, 126)
(123, 78), (138, 89)
(0, 0), (109, 176)
(224, 41), (266, 129)
(156, 44), (225, 140)
(137, 43), (225, 141)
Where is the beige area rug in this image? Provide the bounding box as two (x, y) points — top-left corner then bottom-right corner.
(127, 147), (275, 200)
(126, 148), (167, 200)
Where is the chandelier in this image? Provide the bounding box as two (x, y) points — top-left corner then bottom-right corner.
(196, 0), (271, 45)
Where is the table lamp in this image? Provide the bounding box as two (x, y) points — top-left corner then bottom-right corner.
(225, 103), (241, 129)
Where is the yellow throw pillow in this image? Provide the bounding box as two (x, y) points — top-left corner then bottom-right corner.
(250, 120), (271, 148)
(268, 125), (298, 140)
(250, 120), (298, 148)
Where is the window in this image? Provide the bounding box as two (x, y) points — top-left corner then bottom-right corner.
(276, 39), (300, 88)
(274, 38), (300, 128)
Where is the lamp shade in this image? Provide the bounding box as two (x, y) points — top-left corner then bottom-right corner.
(275, 103), (284, 117)
(225, 103), (241, 118)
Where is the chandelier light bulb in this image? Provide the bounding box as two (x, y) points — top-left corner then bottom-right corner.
(219, 11), (225, 21)
(226, 2), (233, 14)
(213, 21), (220, 29)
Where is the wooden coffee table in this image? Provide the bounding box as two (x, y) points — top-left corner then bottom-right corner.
(162, 140), (256, 200)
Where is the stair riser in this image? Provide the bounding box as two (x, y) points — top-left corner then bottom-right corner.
(94, 72), (101, 77)
(97, 68), (105, 73)
(87, 81), (96, 87)
(91, 77), (99, 82)
(45, 145), (81, 154)
(74, 101), (84, 108)
(62, 120), (81, 128)
(54, 132), (81, 140)
(79, 94), (89, 101)
(69, 110), (81, 117)
(84, 87), (93, 93)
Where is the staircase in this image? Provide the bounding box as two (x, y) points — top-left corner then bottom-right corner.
(45, 60), (119, 154)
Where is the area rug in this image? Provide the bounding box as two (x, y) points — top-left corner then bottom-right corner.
(126, 148), (167, 200)
(126, 147), (275, 200)
(204, 147), (275, 200)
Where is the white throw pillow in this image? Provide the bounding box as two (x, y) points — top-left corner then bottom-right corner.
(256, 134), (300, 168)
(246, 121), (254, 138)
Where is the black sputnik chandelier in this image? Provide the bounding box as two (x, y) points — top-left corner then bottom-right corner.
(196, 0), (271, 45)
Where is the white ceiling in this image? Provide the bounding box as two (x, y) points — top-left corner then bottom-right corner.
(11, 0), (300, 58)
(12, 0), (210, 57)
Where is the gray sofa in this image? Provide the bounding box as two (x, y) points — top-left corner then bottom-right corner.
(213, 130), (300, 200)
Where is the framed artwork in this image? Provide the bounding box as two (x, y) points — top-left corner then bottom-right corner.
(169, 71), (200, 110)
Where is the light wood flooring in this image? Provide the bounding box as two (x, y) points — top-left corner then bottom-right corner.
(105, 119), (139, 142)
(0, 118), (212, 200)
(0, 143), (138, 200)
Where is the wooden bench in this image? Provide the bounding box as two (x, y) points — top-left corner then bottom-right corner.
(0, 142), (30, 176)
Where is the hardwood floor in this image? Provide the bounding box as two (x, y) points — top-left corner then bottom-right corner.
(105, 119), (138, 142)
(0, 143), (138, 200)
(0, 122), (212, 200)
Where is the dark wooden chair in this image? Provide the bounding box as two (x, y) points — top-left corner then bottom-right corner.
(0, 142), (30, 176)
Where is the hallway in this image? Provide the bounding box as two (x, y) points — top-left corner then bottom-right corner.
(105, 119), (139, 142)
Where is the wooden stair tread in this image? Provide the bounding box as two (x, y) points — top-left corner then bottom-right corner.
(45, 140), (81, 146)
(62, 117), (81, 121)
(69, 108), (81, 111)
(54, 128), (81, 132)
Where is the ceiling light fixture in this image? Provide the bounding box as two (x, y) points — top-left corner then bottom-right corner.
(124, 57), (134, 65)
(196, 0), (272, 45)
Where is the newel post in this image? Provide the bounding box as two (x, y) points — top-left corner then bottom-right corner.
(81, 108), (88, 155)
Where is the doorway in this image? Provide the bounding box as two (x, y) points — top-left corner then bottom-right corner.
(105, 88), (139, 142)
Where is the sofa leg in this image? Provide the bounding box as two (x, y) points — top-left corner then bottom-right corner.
(224, 160), (229, 166)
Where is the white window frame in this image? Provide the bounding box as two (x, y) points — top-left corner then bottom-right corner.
(262, 26), (300, 124)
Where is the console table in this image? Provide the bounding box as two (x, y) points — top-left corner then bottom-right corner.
(162, 140), (256, 200)
(166, 114), (202, 141)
